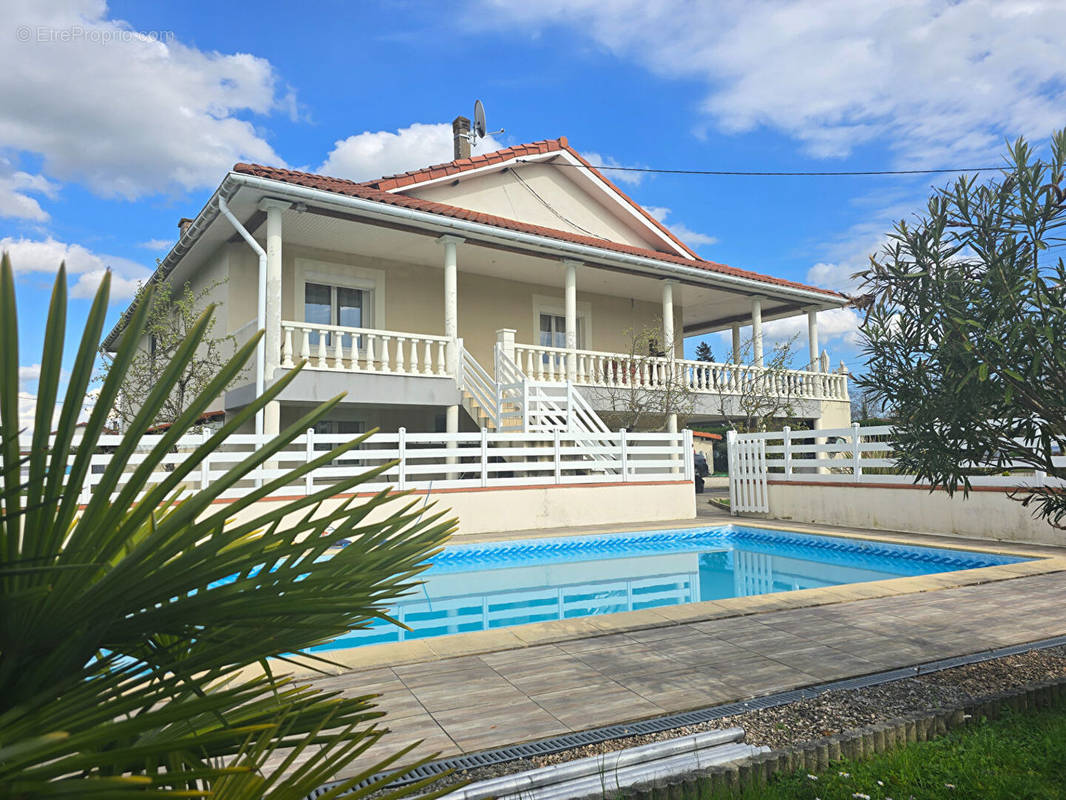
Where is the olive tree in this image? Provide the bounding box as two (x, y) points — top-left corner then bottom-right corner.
(856, 131), (1066, 527)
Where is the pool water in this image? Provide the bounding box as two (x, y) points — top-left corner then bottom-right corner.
(313, 525), (1026, 653)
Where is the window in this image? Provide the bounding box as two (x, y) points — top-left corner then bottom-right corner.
(304, 282), (369, 346)
(539, 313), (585, 365)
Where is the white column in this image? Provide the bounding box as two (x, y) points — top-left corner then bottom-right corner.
(563, 259), (579, 382)
(260, 198), (291, 436)
(751, 296), (764, 368)
(438, 235), (463, 376)
(731, 324), (741, 365)
(807, 308), (820, 371)
(661, 281), (675, 356)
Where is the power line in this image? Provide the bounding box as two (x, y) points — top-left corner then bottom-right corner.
(517, 159), (1006, 177)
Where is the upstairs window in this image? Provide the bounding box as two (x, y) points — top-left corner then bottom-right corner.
(305, 282), (369, 346)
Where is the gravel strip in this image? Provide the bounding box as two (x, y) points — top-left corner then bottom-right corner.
(390, 644), (1066, 796)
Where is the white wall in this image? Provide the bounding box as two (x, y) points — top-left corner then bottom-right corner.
(221, 480), (696, 536)
(767, 481), (1062, 546)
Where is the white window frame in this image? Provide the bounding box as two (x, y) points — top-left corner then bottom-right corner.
(532, 294), (591, 350)
(295, 257), (386, 331)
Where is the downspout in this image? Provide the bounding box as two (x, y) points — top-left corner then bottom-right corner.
(217, 196), (266, 439)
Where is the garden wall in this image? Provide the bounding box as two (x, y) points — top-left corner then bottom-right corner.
(767, 481), (1062, 546)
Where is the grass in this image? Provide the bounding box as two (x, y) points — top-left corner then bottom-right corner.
(706, 702), (1066, 799)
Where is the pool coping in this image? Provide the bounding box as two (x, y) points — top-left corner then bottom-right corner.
(262, 520), (1066, 678)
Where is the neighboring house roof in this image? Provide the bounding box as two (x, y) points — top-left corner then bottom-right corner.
(232, 162), (844, 300)
(358, 137), (701, 260)
(692, 431), (723, 440)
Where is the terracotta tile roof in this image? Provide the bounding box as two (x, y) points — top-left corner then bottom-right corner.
(359, 137), (701, 259)
(232, 162), (845, 300)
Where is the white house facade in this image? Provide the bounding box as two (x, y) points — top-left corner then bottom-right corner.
(104, 125), (852, 446)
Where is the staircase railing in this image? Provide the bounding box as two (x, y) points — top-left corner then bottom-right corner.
(456, 339), (500, 429)
(493, 345), (527, 432)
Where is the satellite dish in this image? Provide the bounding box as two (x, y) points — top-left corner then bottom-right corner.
(473, 99), (487, 138)
(471, 99), (504, 141)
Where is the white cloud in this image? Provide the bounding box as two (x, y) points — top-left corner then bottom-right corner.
(1, 236), (151, 301)
(579, 151), (644, 186)
(644, 206), (718, 248)
(0, 159), (58, 220)
(19, 364), (41, 389)
(18, 388), (95, 435)
(139, 238), (172, 250)
(2, 0), (290, 199)
(475, 0), (1066, 166)
(319, 123), (503, 181)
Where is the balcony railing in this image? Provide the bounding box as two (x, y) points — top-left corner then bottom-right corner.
(280, 321), (451, 376)
(512, 343), (849, 401)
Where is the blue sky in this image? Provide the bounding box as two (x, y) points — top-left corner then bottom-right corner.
(5, 0), (1066, 422)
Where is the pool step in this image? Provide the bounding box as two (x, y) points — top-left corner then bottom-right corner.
(438, 727), (766, 800)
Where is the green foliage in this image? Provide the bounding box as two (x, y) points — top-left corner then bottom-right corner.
(694, 341), (714, 362)
(857, 131), (1066, 527)
(99, 278), (246, 428)
(701, 702), (1066, 799)
(0, 256), (455, 797)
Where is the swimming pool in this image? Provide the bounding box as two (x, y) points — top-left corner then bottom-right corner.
(313, 525), (1027, 653)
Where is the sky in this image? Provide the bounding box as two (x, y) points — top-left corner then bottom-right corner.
(5, 0), (1066, 426)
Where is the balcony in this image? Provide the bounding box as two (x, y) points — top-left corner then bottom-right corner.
(280, 321), (452, 377)
(511, 342), (849, 402)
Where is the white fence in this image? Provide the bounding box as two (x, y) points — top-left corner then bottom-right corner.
(728, 423), (1066, 514)
(36, 428), (693, 506)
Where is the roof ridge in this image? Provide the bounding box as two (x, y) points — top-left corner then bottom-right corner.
(360, 137), (569, 190)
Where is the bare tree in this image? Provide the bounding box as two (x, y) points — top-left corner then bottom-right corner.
(98, 279), (246, 428)
(596, 320), (695, 431)
(719, 334), (804, 432)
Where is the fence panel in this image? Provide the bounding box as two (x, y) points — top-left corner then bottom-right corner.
(18, 428), (692, 507)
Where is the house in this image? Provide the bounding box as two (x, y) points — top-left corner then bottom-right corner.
(104, 118), (852, 445)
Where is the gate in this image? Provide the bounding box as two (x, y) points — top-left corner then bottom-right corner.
(727, 430), (768, 513)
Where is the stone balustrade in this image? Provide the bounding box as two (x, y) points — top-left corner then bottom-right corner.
(280, 321), (451, 376)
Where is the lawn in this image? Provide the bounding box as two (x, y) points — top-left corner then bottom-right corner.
(705, 701), (1066, 799)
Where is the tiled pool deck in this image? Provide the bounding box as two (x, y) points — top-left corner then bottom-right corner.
(284, 510), (1066, 779)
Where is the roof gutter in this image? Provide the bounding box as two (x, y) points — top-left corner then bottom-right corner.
(229, 172), (847, 308)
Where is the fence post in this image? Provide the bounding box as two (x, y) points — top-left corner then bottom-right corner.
(727, 429), (738, 515)
(783, 425), (792, 480)
(683, 428), (694, 481)
(522, 379), (530, 433)
(553, 428), (562, 484)
(304, 427), (314, 495)
(200, 429), (211, 490)
(566, 382), (574, 432)
(480, 427), (488, 488)
(620, 429), (629, 481)
(397, 427), (407, 490)
(851, 421), (862, 481)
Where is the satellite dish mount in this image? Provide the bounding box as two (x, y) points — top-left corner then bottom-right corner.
(464, 99), (504, 146)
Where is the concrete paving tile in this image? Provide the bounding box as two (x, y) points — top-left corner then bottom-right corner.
(573, 648), (681, 678)
(530, 681), (664, 729)
(433, 699), (570, 752)
(392, 655), (495, 684)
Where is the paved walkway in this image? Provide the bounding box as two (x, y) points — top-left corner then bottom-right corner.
(310, 567), (1066, 779)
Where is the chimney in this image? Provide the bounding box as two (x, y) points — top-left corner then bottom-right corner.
(178, 216), (194, 236)
(452, 115), (471, 160)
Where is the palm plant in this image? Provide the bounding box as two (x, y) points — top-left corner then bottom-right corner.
(0, 255), (456, 798)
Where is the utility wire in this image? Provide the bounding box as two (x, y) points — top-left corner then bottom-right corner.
(517, 159), (1006, 177)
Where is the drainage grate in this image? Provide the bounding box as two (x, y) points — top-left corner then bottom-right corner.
(305, 633), (1066, 799)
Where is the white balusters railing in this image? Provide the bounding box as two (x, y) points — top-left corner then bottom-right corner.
(280, 322), (451, 377)
(512, 343), (849, 401)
